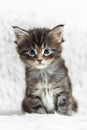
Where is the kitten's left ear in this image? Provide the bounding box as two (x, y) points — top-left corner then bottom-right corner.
(48, 25), (64, 43)
(12, 26), (29, 44)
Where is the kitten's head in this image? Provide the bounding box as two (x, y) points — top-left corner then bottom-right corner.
(13, 25), (64, 69)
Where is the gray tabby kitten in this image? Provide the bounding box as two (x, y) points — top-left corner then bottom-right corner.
(13, 25), (78, 115)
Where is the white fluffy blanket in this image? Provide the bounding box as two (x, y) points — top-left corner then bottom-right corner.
(0, 0), (87, 129)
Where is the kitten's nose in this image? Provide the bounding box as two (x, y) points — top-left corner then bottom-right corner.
(37, 59), (43, 63)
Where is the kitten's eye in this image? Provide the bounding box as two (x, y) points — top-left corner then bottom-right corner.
(44, 49), (51, 56)
(28, 50), (36, 57)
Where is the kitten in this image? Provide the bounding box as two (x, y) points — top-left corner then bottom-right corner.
(13, 25), (78, 115)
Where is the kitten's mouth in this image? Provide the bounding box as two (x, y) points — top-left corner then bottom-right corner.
(38, 61), (45, 65)
(35, 63), (47, 69)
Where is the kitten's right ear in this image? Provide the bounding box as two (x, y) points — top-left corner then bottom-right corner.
(12, 26), (29, 44)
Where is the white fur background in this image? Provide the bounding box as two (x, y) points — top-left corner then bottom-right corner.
(0, 0), (87, 129)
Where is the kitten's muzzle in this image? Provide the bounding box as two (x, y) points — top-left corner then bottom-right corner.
(37, 59), (43, 63)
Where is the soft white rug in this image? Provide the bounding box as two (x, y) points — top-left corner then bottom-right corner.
(0, 0), (87, 129)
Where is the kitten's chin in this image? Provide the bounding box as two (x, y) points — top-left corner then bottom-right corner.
(35, 64), (48, 69)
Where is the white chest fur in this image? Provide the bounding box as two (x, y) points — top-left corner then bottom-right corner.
(41, 87), (55, 112)
(34, 81), (55, 112)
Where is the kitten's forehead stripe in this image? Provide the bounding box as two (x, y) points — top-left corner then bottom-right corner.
(29, 28), (50, 48)
(40, 31), (45, 43)
(33, 31), (38, 44)
(36, 30), (43, 46)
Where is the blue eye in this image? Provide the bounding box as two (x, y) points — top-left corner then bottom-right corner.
(28, 50), (36, 57)
(44, 49), (51, 55)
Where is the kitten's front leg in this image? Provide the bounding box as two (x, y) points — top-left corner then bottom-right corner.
(56, 93), (72, 115)
(22, 95), (47, 114)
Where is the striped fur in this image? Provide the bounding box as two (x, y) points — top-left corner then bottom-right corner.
(13, 25), (78, 115)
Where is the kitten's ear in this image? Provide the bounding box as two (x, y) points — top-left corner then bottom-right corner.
(48, 25), (64, 43)
(13, 26), (29, 44)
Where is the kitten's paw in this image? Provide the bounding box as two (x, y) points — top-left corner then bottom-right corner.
(57, 95), (72, 115)
(57, 106), (72, 116)
(36, 107), (47, 114)
(58, 95), (68, 106)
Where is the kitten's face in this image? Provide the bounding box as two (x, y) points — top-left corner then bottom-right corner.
(13, 25), (64, 69)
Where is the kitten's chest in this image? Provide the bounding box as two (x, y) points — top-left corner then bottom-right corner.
(28, 69), (63, 112)
(35, 81), (55, 112)
(33, 75), (61, 112)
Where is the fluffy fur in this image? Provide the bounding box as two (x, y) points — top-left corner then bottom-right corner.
(13, 25), (78, 115)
